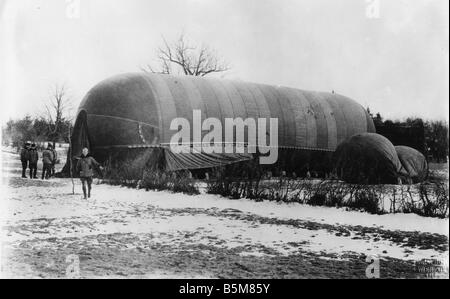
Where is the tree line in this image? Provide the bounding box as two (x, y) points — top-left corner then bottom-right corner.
(2, 116), (72, 149)
(2, 85), (73, 149)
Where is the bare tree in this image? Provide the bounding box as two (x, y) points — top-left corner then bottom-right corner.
(44, 84), (73, 148)
(143, 34), (229, 76)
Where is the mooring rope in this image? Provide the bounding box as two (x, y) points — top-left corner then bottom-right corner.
(88, 113), (160, 129)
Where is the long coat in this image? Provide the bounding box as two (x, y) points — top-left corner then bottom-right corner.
(42, 149), (54, 165)
(76, 155), (100, 178)
(20, 148), (29, 162)
(29, 149), (39, 164)
(51, 149), (58, 164)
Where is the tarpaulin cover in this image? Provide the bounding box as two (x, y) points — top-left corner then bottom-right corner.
(164, 148), (253, 171)
(65, 73), (375, 172)
(333, 133), (403, 184)
(395, 146), (428, 183)
(70, 110), (90, 157)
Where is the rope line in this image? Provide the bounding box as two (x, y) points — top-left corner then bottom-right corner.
(88, 114), (160, 129)
(92, 143), (334, 152)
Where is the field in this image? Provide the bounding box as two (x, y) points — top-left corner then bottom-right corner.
(0, 150), (448, 278)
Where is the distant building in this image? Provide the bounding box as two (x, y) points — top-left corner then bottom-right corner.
(375, 122), (426, 155)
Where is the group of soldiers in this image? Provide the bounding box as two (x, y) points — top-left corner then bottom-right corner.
(19, 142), (103, 199)
(19, 142), (58, 179)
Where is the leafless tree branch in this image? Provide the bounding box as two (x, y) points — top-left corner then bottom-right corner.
(42, 84), (73, 146)
(142, 34), (229, 76)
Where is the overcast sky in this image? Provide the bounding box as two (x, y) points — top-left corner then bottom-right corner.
(1, 0), (448, 124)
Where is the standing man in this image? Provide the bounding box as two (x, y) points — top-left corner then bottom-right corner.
(19, 142), (30, 178)
(50, 144), (58, 177)
(28, 143), (39, 179)
(76, 147), (102, 199)
(42, 144), (54, 180)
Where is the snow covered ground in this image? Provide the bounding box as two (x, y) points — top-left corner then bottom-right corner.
(1, 151), (448, 278)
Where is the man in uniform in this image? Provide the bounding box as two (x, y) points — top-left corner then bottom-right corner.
(42, 144), (54, 180)
(28, 143), (39, 179)
(19, 142), (30, 178)
(76, 147), (102, 199)
(49, 143), (58, 177)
